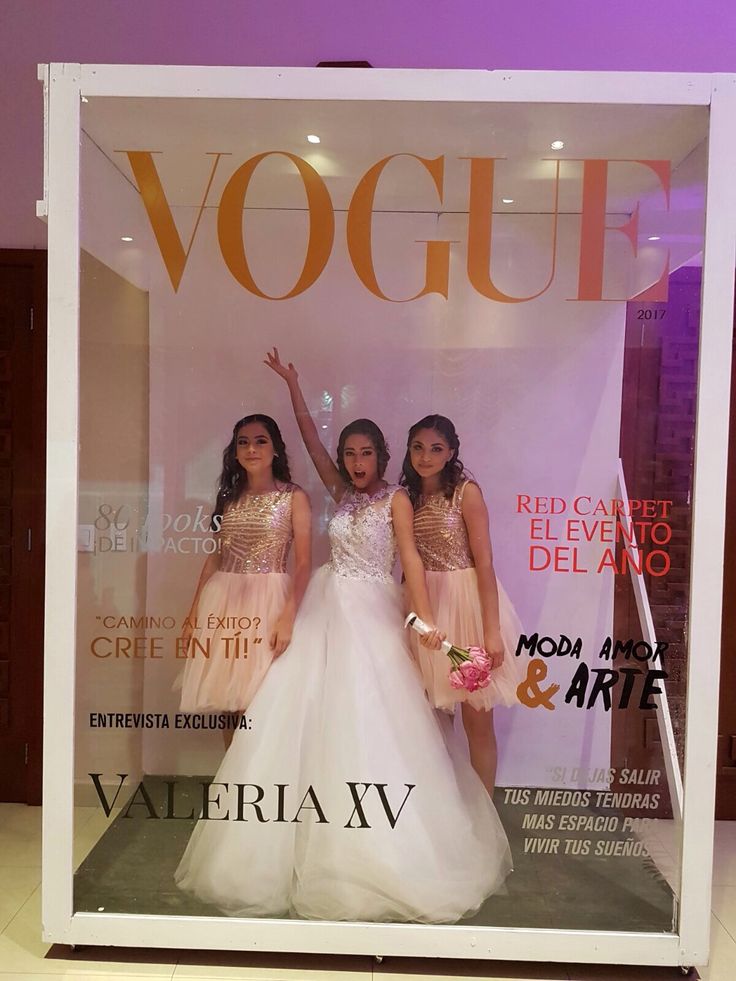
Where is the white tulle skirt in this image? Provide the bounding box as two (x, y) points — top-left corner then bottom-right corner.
(175, 564), (512, 923)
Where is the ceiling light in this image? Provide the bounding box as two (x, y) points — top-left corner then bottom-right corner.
(121, 236), (133, 242)
(550, 140), (565, 150)
(648, 236), (661, 241)
(307, 134), (321, 144)
(502, 197), (514, 204)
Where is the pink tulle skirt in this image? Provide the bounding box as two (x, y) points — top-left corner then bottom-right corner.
(412, 568), (524, 712)
(178, 571), (291, 712)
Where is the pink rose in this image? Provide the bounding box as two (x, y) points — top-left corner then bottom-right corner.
(459, 662), (482, 691)
(448, 647), (493, 692)
(469, 646), (492, 667)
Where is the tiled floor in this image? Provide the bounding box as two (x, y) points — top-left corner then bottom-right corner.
(1, 803), (735, 980)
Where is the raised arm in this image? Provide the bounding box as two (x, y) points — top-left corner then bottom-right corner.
(269, 488), (312, 657)
(462, 482), (504, 669)
(264, 348), (346, 502)
(391, 489), (443, 649)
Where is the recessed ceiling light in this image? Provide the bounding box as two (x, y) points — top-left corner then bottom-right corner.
(307, 134), (321, 144)
(550, 140), (565, 150)
(121, 236), (133, 242)
(648, 235), (661, 241)
(502, 197), (514, 204)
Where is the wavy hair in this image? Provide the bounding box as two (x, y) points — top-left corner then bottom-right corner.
(400, 414), (468, 506)
(212, 414), (291, 528)
(336, 419), (390, 484)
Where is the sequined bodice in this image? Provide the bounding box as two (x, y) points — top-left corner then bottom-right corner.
(414, 480), (474, 572)
(218, 485), (295, 574)
(328, 485), (399, 583)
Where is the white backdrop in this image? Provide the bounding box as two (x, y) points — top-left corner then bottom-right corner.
(134, 206), (628, 785)
(73, 97), (704, 789)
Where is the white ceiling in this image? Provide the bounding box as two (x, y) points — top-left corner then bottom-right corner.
(82, 97), (708, 217)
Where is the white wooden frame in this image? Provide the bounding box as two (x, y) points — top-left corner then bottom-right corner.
(41, 64), (736, 968)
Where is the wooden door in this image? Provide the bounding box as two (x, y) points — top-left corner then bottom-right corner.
(0, 250), (46, 805)
(716, 306), (736, 819)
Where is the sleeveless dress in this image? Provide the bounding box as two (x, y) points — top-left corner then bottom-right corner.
(175, 484), (512, 923)
(411, 480), (524, 711)
(178, 484), (297, 713)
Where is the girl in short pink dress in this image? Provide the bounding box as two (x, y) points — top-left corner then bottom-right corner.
(178, 414), (310, 727)
(401, 414), (524, 795)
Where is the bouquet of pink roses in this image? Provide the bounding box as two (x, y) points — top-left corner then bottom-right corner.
(404, 612), (493, 693)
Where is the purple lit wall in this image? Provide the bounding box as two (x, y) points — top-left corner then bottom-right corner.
(1, 0), (735, 248)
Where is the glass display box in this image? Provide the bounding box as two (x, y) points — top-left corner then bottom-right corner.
(39, 64), (736, 970)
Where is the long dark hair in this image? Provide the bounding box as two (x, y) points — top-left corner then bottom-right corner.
(336, 419), (390, 484)
(400, 414), (468, 506)
(212, 414), (291, 528)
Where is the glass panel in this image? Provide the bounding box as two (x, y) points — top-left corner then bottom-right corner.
(74, 95), (708, 931)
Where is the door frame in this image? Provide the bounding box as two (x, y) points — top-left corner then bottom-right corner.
(0, 248), (47, 805)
